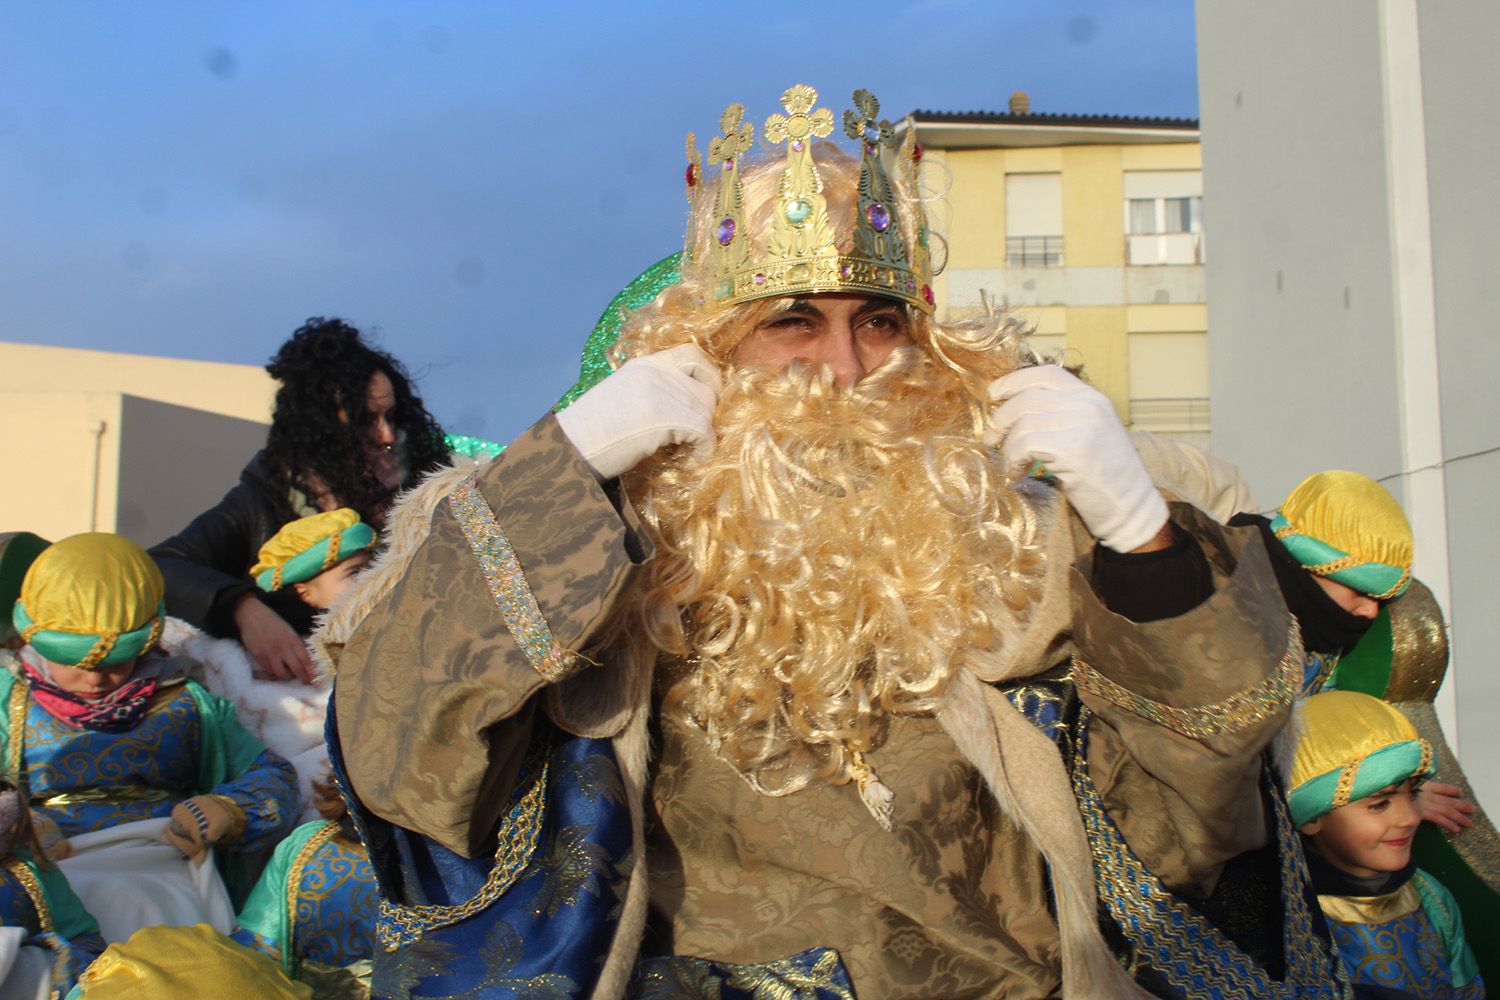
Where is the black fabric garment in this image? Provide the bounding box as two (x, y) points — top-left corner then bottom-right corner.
(149, 450), (319, 638)
(1229, 512), (1375, 655)
(1302, 837), (1417, 898)
(1091, 523), (1215, 623)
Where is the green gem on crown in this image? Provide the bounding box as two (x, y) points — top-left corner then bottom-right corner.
(785, 199), (812, 225)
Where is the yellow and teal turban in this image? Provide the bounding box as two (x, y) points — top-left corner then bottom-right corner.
(1272, 470), (1413, 601)
(1289, 690), (1433, 827)
(250, 509), (377, 592)
(12, 533), (165, 670)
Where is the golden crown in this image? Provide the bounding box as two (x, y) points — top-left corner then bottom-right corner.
(685, 85), (935, 314)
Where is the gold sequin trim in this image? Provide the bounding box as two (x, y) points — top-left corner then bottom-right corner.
(286, 820), (342, 966)
(8, 682), (27, 788)
(5, 858), (52, 932)
(375, 748), (549, 951)
(448, 475), (574, 682)
(1331, 761), (1360, 809)
(1072, 617), (1303, 740)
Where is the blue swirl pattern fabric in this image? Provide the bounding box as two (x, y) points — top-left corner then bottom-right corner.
(328, 695), (634, 999)
(8, 676), (299, 854)
(1328, 904), (1485, 998)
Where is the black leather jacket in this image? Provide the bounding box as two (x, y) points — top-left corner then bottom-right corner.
(149, 451), (319, 638)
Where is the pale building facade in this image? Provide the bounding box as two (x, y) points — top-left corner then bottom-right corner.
(914, 100), (1210, 447)
(1, 341), (274, 547)
(1197, 1), (1499, 795)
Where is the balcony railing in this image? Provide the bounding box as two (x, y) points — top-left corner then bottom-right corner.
(1006, 235), (1063, 268)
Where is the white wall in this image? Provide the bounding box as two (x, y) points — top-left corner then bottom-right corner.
(1197, 0), (1500, 805)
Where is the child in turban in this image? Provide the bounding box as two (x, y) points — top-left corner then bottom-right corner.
(1293, 690), (1484, 997)
(8, 533), (300, 940)
(248, 509), (377, 612)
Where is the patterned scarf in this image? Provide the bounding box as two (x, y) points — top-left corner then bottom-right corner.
(22, 662), (159, 733)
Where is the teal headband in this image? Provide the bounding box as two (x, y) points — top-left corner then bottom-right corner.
(1270, 512), (1411, 600)
(255, 522), (377, 592)
(1288, 738), (1434, 827)
(13, 598), (165, 669)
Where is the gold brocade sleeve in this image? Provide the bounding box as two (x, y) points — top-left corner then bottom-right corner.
(333, 415), (651, 858)
(1069, 502), (1299, 899)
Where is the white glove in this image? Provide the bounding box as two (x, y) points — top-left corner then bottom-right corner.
(555, 343), (722, 482)
(985, 365), (1169, 552)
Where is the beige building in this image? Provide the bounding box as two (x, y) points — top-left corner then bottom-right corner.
(913, 96), (1208, 447)
(1, 341), (274, 547)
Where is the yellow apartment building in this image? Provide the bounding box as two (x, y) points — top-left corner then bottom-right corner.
(1, 341), (274, 547)
(913, 94), (1208, 446)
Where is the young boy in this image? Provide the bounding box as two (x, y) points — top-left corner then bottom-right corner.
(249, 508), (377, 612)
(1292, 689), (1485, 997)
(8, 532), (301, 942)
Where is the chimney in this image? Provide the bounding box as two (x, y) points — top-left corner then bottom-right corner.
(1009, 91), (1031, 115)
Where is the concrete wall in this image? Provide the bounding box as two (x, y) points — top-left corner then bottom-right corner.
(0, 391), (123, 540)
(115, 396), (269, 549)
(1197, 0), (1500, 800)
(2, 341), (275, 424)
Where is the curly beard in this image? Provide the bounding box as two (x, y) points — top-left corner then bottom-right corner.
(614, 346), (1046, 797)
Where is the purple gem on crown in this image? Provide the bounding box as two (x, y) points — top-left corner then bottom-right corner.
(716, 218), (736, 246)
(867, 204), (891, 232)
(753, 273), (766, 286)
(840, 264), (852, 278)
(792, 141), (804, 152)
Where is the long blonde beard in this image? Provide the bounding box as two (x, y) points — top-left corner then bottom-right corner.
(613, 346), (1046, 801)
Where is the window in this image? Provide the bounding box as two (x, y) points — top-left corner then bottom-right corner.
(1005, 173), (1063, 267)
(1124, 171), (1204, 265)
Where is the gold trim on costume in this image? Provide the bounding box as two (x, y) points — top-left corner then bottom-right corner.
(286, 820), (342, 966)
(1331, 761), (1359, 810)
(1316, 881), (1421, 925)
(40, 786), (175, 807)
(374, 748), (550, 952)
(8, 682), (27, 788)
(4, 858), (53, 933)
(1072, 617), (1302, 740)
(447, 475), (575, 683)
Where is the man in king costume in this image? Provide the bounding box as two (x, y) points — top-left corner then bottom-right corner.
(320, 86), (1350, 998)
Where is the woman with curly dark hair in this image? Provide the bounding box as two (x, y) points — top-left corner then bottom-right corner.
(151, 318), (448, 683)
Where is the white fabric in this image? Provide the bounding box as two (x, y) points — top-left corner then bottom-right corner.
(986, 365), (1169, 553)
(0, 926), (52, 1000)
(161, 616), (329, 822)
(555, 343), (722, 481)
(1128, 429), (1257, 523)
(56, 818), (235, 943)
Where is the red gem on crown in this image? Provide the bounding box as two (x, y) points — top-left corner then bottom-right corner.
(685, 163), (697, 188)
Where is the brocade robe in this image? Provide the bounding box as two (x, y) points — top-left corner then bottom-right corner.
(327, 416), (1346, 999)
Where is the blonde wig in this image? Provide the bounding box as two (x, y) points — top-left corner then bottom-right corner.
(605, 143), (1047, 803)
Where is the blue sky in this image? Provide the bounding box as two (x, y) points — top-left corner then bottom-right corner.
(0, 1), (1198, 443)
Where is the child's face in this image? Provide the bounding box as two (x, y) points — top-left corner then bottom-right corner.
(1301, 778), (1422, 878)
(1312, 575), (1380, 620)
(293, 552), (371, 610)
(44, 658), (136, 698)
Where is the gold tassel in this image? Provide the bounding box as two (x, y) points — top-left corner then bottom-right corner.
(848, 749), (894, 831)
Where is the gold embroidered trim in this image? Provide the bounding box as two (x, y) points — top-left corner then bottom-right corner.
(41, 786), (175, 807)
(448, 475), (574, 683)
(1331, 761), (1360, 809)
(8, 682), (27, 788)
(1072, 617), (1303, 740)
(285, 820), (341, 967)
(374, 749), (550, 952)
(5, 858), (52, 933)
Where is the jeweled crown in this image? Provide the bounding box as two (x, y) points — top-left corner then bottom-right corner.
(685, 85), (935, 314)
